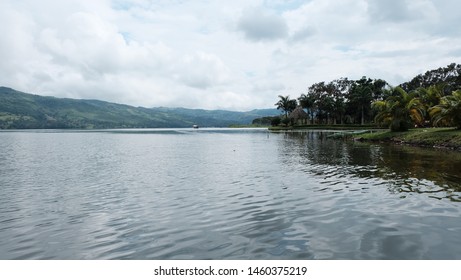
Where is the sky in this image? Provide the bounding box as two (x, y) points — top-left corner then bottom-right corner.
(1, 0), (460, 111)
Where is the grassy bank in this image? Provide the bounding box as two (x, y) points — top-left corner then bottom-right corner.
(268, 124), (378, 131)
(229, 124), (269, 128)
(357, 128), (461, 151)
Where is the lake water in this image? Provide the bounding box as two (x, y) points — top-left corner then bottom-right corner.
(1, 128), (461, 259)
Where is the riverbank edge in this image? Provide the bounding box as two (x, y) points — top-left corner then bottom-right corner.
(268, 124), (378, 131)
(268, 126), (461, 151)
(356, 128), (461, 151)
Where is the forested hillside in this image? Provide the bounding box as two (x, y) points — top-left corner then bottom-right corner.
(0, 87), (278, 129)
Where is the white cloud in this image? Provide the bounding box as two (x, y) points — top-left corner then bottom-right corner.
(176, 52), (230, 89)
(237, 7), (289, 41)
(0, 0), (460, 111)
(366, 0), (439, 24)
(366, 0), (413, 23)
(289, 26), (316, 43)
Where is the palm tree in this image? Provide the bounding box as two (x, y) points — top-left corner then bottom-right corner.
(372, 87), (425, 132)
(429, 90), (461, 129)
(415, 84), (445, 126)
(275, 95), (297, 119)
(372, 100), (392, 127)
(416, 84), (444, 108)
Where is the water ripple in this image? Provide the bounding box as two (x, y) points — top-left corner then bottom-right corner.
(1, 130), (461, 259)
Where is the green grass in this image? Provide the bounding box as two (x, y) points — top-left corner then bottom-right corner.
(229, 124), (269, 128)
(268, 124), (378, 131)
(358, 127), (461, 150)
(267, 124), (461, 150)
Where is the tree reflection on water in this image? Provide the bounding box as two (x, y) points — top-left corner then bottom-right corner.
(276, 131), (461, 201)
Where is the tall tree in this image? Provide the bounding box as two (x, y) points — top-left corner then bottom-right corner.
(400, 63), (461, 94)
(307, 82), (333, 124)
(298, 93), (316, 124)
(347, 77), (386, 125)
(330, 78), (352, 124)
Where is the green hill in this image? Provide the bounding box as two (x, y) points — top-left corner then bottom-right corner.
(0, 87), (279, 129)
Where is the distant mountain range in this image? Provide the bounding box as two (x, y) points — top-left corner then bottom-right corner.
(0, 87), (279, 129)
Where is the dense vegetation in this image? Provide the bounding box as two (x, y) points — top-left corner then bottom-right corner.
(275, 63), (461, 131)
(0, 87), (279, 129)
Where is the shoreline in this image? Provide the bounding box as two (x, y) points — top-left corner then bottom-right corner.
(269, 126), (461, 152)
(268, 124), (378, 131)
(355, 127), (461, 152)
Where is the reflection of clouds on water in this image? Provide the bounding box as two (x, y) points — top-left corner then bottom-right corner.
(359, 226), (423, 259)
(2, 129), (461, 259)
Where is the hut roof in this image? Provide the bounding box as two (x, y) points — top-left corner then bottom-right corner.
(289, 106), (308, 120)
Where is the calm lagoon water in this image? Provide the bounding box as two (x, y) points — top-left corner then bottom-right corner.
(1, 128), (461, 259)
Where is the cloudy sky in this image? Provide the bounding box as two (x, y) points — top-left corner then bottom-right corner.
(1, 0), (460, 110)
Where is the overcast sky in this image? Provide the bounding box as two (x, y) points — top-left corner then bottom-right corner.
(1, 0), (460, 110)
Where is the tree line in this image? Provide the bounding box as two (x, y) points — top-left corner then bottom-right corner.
(274, 63), (461, 131)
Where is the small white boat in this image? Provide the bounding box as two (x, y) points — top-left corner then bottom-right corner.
(192, 124), (199, 129)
